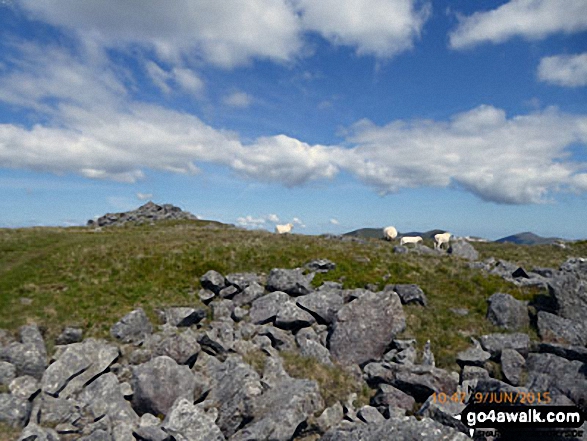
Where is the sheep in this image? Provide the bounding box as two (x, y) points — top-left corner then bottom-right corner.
(400, 236), (423, 246)
(275, 223), (294, 234)
(383, 226), (398, 241)
(434, 232), (452, 250)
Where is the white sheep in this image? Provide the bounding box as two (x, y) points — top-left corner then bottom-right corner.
(275, 223), (294, 234)
(400, 236), (423, 246)
(383, 226), (398, 241)
(434, 232), (452, 250)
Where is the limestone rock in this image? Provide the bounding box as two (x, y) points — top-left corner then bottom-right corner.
(486, 293), (529, 331)
(110, 308), (153, 344)
(266, 268), (314, 296)
(162, 398), (225, 441)
(249, 291), (290, 324)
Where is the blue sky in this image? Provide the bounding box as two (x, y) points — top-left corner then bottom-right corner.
(1, 0), (587, 240)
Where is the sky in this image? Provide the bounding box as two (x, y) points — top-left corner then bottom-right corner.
(1, 0), (587, 240)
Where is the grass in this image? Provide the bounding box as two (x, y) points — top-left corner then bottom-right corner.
(1, 220), (586, 373)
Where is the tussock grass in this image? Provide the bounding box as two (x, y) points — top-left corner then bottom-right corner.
(1, 221), (586, 371)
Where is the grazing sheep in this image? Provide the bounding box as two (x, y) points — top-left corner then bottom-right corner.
(434, 232), (452, 250)
(400, 236), (423, 246)
(383, 226), (398, 241)
(275, 223), (294, 234)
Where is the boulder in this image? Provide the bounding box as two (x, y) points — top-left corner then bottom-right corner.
(9, 375), (40, 400)
(305, 259), (336, 273)
(249, 291), (290, 324)
(200, 270), (227, 294)
(296, 290), (344, 324)
(371, 383), (415, 413)
(486, 293), (529, 331)
(478, 333), (530, 358)
(388, 284), (428, 306)
(29, 394), (81, 428)
(329, 291), (405, 365)
(274, 301), (316, 330)
(110, 308), (153, 343)
(296, 331), (332, 365)
(17, 424), (59, 441)
(418, 394), (468, 434)
(448, 239), (479, 261)
(225, 272), (260, 291)
(537, 311), (587, 346)
(0, 342), (46, 381)
(535, 343), (587, 363)
(162, 398), (225, 441)
(153, 329), (201, 366)
(158, 307), (206, 327)
(500, 349), (525, 386)
(55, 327), (83, 345)
(0, 361), (16, 385)
(131, 356), (197, 416)
(258, 326), (296, 352)
(315, 402), (344, 433)
(266, 268), (314, 296)
(456, 338), (491, 368)
(547, 266), (587, 322)
(357, 405), (385, 423)
(231, 282), (265, 307)
(0, 393), (30, 428)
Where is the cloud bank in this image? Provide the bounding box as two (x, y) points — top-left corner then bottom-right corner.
(538, 53), (587, 87)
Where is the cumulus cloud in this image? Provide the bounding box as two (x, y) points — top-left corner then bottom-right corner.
(136, 192), (153, 201)
(292, 217), (306, 228)
(236, 215), (266, 228)
(330, 218), (340, 225)
(449, 0), (587, 49)
(145, 62), (204, 96)
(223, 91), (253, 108)
(296, 0), (431, 58)
(538, 53), (587, 87)
(267, 214), (280, 223)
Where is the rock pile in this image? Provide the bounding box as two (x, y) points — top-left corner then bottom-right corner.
(1, 257), (586, 440)
(87, 202), (199, 228)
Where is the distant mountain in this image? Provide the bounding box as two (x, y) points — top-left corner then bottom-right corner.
(495, 232), (563, 245)
(343, 228), (449, 240)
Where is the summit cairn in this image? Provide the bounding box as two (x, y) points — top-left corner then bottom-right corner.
(87, 201), (198, 227)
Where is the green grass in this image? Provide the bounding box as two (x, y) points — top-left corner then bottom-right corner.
(1, 221), (586, 372)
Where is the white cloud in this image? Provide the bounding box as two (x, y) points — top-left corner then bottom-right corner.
(223, 91), (253, 108)
(236, 215), (266, 228)
(449, 0), (587, 49)
(292, 217), (306, 228)
(267, 214), (280, 223)
(145, 62), (204, 96)
(136, 192), (153, 201)
(330, 218), (340, 225)
(18, 0), (303, 68)
(296, 0), (431, 58)
(538, 53), (587, 87)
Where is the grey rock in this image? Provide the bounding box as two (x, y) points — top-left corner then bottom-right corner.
(305, 259), (336, 273)
(79, 372), (139, 426)
(296, 333), (333, 365)
(296, 290), (344, 325)
(218, 285), (238, 299)
(159, 307), (206, 327)
(162, 398), (225, 441)
(456, 338), (491, 367)
(258, 325), (296, 352)
(321, 413), (471, 440)
(133, 425), (171, 441)
(486, 293), (529, 331)
(205, 355), (262, 438)
(198, 288), (216, 303)
(19, 325), (46, 356)
(448, 239), (479, 261)
(0, 394), (30, 428)
(393, 245), (408, 254)
(532, 267), (556, 278)
(9, 375), (40, 400)
(535, 342), (587, 363)
(512, 267), (530, 278)
(274, 301), (316, 330)
(110, 308), (153, 343)
(357, 405), (385, 423)
(1, 342), (46, 380)
(200, 270), (227, 294)
(78, 429), (111, 441)
(0, 361), (16, 385)
(317, 281), (343, 292)
(18, 423), (59, 441)
(559, 257), (587, 275)
(225, 272), (260, 291)
(210, 299), (235, 321)
(388, 284), (427, 306)
(232, 282), (265, 307)
(30, 393), (81, 427)
(266, 268), (314, 296)
(315, 402), (344, 433)
(55, 327), (83, 345)
(198, 320), (234, 356)
(231, 306), (248, 322)
(547, 269), (587, 322)
(501, 349), (525, 386)
(41, 338), (119, 399)
(371, 383), (415, 413)
(131, 356), (196, 416)
(422, 340), (435, 367)
(153, 329), (201, 366)
(418, 394), (467, 434)
(473, 378), (529, 404)
(478, 333), (530, 358)
(249, 291), (290, 324)
(537, 311), (587, 346)
(329, 291), (405, 365)
(461, 366), (489, 382)
(341, 288), (371, 303)
(88, 202), (198, 227)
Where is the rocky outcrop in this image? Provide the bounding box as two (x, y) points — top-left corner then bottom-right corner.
(87, 201), (198, 227)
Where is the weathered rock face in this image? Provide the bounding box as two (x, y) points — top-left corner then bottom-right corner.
(500, 348), (525, 386)
(249, 291), (290, 324)
(548, 261), (587, 322)
(266, 268), (314, 296)
(456, 338), (491, 368)
(162, 398), (225, 441)
(110, 308), (153, 344)
(389, 284), (428, 307)
(329, 291), (406, 366)
(448, 239), (479, 261)
(296, 290), (344, 324)
(537, 311), (587, 346)
(478, 333), (530, 358)
(486, 292), (529, 331)
(87, 201), (198, 227)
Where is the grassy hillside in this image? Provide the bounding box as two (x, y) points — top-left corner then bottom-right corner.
(1, 220), (586, 370)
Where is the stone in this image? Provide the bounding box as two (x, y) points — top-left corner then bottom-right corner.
(110, 308), (153, 343)
(162, 398), (225, 441)
(131, 356), (197, 416)
(0, 394), (30, 428)
(133, 425), (171, 441)
(478, 333), (530, 358)
(456, 338), (491, 368)
(388, 284), (428, 306)
(329, 291), (405, 365)
(9, 375), (40, 400)
(153, 329), (201, 366)
(30, 394), (81, 427)
(448, 239), (479, 261)
(461, 366), (489, 382)
(87, 202), (198, 227)
(17, 424), (59, 441)
(198, 288), (216, 303)
(418, 394), (467, 434)
(274, 301), (316, 330)
(258, 326), (296, 352)
(296, 332), (332, 365)
(55, 326), (83, 345)
(232, 282), (265, 307)
(305, 259), (336, 273)
(159, 307), (206, 327)
(249, 291), (290, 324)
(296, 290), (344, 325)
(486, 292), (529, 331)
(450, 308), (469, 316)
(422, 340), (435, 367)
(512, 267), (530, 278)
(537, 311), (587, 346)
(0, 361), (16, 385)
(225, 272), (260, 291)
(218, 285), (238, 299)
(200, 270), (227, 294)
(315, 402), (344, 433)
(532, 267), (555, 278)
(371, 383), (416, 413)
(535, 342), (587, 363)
(78, 372), (139, 426)
(231, 306), (248, 322)
(500, 349), (525, 386)
(198, 321), (234, 356)
(41, 339), (119, 399)
(357, 405), (385, 423)
(1, 342), (46, 380)
(266, 268), (314, 296)
(547, 269), (587, 322)
(210, 299), (234, 321)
